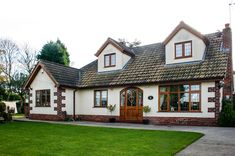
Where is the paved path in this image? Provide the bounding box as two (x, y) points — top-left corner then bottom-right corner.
(15, 118), (235, 156)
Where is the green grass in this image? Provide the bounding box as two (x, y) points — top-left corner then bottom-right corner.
(0, 122), (203, 156)
(12, 114), (25, 119)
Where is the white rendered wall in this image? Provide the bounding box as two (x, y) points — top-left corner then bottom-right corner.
(165, 29), (206, 64)
(62, 89), (74, 115)
(76, 82), (217, 118)
(97, 44), (131, 72)
(29, 68), (57, 115)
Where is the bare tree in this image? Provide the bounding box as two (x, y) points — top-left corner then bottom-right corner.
(0, 39), (19, 93)
(18, 43), (37, 74)
(118, 38), (141, 48)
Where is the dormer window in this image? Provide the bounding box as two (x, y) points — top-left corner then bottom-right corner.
(104, 53), (116, 67)
(175, 41), (192, 59)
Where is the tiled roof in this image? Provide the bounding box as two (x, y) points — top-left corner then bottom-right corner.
(79, 32), (228, 88)
(39, 60), (81, 88)
(26, 32), (228, 89)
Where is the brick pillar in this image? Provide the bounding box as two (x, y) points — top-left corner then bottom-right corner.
(54, 87), (66, 120)
(222, 23), (233, 99)
(215, 81), (221, 124)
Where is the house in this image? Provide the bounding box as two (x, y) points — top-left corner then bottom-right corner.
(24, 21), (233, 126)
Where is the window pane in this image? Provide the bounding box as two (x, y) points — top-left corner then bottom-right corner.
(127, 89), (136, 106)
(191, 93), (200, 111)
(101, 91), (107, 107)
(180, 93), (189, 111)
(104, 55), (110, 66)
(170, 93), (178, 111)
(170, 86), (178, 92)
(160, 94), (168, 111)
(185, 42), (191, 56)
(47, 91), (50, 106)
(138, 91), (143, 106)
(191, 85), (200, 91)
(111, 54), (116, 66)
(179, 85), (189, 92)
(120, 91), (125, 106)
(176, 44), (183, 57)
(95, 91), (100, 106)
(160, 86), (168, 92)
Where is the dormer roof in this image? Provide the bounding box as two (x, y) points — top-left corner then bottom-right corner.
(95, 37), (135, 57)
(163, 21), (209, 45)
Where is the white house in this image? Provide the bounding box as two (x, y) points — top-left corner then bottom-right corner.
(23, 21), (233, 126)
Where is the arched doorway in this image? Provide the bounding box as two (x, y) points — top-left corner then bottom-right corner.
(120, 87), (143, 121)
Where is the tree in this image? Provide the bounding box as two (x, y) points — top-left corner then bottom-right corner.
(118, 38), (141, 48)
(37, 39), (70, 66)
(0, 39), (19, 96)
(18, 44), (37, 74)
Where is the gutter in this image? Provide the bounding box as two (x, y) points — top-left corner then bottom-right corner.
(73, 89), (79, 120)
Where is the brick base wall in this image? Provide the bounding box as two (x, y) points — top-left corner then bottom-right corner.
(77, 115), (119, 122)
(77, 115), (216, 126)
(145, 117), (217, 126)
(29, 114), (65, 121)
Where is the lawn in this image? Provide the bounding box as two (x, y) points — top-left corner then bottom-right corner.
(0, 122), (203, 156)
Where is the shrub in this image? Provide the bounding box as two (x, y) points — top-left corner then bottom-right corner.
(219, 98), (235, 127)
(0, 101), (6, 113)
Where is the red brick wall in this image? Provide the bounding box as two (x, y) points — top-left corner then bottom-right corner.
(29, 114), (64, 121)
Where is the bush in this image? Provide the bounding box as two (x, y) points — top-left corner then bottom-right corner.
(0, 101), (6, 113)
(219, 98), (235, 127)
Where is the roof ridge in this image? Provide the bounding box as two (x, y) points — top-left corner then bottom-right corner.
(39, 59), (80, 70)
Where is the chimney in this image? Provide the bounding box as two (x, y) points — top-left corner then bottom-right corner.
(222, 23), (233, 99)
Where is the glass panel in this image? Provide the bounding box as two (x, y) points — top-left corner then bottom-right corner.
(160, 86), (168, 92)
(179, 85), (189, 92)
(120, 91), (125, 106)
(175, 44), (183, 57)
(111, 54), (116, 66)
(185, 42), (191, 56)
(127, 90), (131, 106)
(170, 85), (178, 92)
(180, 93), (189, 111)
(138, 90), (143, 106)
(191, 93), (200, 111)
(170, 93), (178, 111)
(191, 85), (200, 91)
(160, 94), (168, 111)
(46, 90), (50, 106)
(95, 91), (100, 106)
(127, 89), (137, 106)
(101, 91), (107, 107)
(104, 55), (110, 66)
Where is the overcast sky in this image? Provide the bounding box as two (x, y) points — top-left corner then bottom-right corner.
(0, 0), (234, 68)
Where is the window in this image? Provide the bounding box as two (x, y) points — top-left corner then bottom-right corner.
(35, 90), (50, 107)
(159, 84), (200, 112)
(120, 87), (143, 107)
(94, 90), (108, 107)
(104, 53), (116, 67)
(175, 41), (192, 59)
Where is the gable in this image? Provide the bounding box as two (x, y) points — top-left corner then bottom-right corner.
(97, 43), (131, 72)
(165, 28), (206, 64)
(30, 68), (56, 90)
(24, 62), (58, 89)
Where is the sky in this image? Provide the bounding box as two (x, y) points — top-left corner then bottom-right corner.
(0, 0), (234, 68)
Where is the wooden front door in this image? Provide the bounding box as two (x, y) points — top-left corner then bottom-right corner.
(120, 87), (143, 121)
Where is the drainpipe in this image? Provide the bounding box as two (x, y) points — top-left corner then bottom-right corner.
(73, 89), (79, 121)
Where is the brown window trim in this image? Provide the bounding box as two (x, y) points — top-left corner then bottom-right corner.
(94, 90), (108, 108)
(158, 84), (201, 112)
(35, 89), (51, 107)
(175, 40), (192, 59)
(104, 53), (116, 68)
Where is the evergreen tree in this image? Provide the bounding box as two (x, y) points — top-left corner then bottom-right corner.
(37, 39), (70, 66)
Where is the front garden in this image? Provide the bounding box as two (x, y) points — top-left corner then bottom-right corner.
(0, 122), (203, 156)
